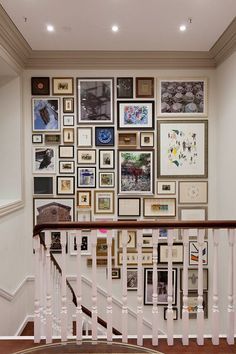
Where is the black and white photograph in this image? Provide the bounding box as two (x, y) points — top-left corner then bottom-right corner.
(69, 232), (91, 256)
(33, 147), (56, 173)
(116, 77), (133, 98)
(127, 268), (138, 290)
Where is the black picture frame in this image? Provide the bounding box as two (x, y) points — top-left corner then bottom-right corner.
(117, 100), (155, 130)
(31, 77), (50, 96)
(158, 243), (183, 264)
(99, 149), (115, 169)
(95, 127), (115, 146)
(164, 307), (178, 320)
(58, 145), (74, 159)
(33, 176), (53, 195)
(117, 197), (141, 217)
(116, 77), (133, 99)
(180, 291), (208, 319)
(77, 167), (96, 188)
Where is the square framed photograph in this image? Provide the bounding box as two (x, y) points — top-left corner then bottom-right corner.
(136, 77), (154, 98)
(32, 98), (60, 131)
(118, 132), (137, 148)
(32, 147), (56, 174)
(63, 115), (74, 126)
(63, 97), (74, 113)
(33, 198), (74, 225)
(179, 181), (208, 204)
(158, 243), (183, 264)
(57, 176), (75, 195)
(117, 77), (133, 99)
(95, 127), (114, 146)
(77, 209), (91, 222)
(118, 230), (137, 249)
(31, 77), (50, 96)
(180, 268), (208, 291)
(77, 127), (93, 147)
(158, 120), (208, 178)
(77, 78), (114, 123)
(33, 176), (53, 195)
(63, 128), (74, 144)
(59, 161), (75, 174)
(32, 134), (43, 144)
(157, 181), (176, 195)
(180, 291), (208, 319)
(94, 190), (114, 214)
(77, 190), (92, 208)
(118, 197), (141, 217)
(143, 198), (176, 217)
(179, 206), (208, 239)
(69, 232), (91, 256)
(144, 268), (177, 305)
(189, 241), (208, 266)
(77, 149), (96, 164)
(99, 172), (115, 188)
(58, 145), (74, 158)
(111, 268), (121, 279)
(52, 77), (74, 95)
(164, 307), (178, 320)
(77, 167), (96, 188)
(117, 101), (154, 129)
(99, 150), (115, 169)
(118, 150), (154, 194)
(127, 268), (138, 291)
(45, 134), (61, 144)
(140, 132), (154, 148)
(118, 251), (153, 266)
(158, 78), (208, 117)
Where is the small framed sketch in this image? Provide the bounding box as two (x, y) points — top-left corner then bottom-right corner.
(33, 176), (53, 195)
(180, 291), (208, 319)
(164, 307), (178, 320)
(77, 127), (93, 147)
(179, 181), (208, 204)
(143, 198), (176, 217)
(111, 268), (121, 279)
(77, 167), (96, 188)
(117, 101), (154, 129)
(142, 235), (153, 248)
(77, 190), (92, 208)
(52, 77), (74, 95)
(140, 132), (154, 148)
(63, 128), (74, 144)
(180, 268), (208, 291)
(57, 176), (75, 195)
(118, 132), (137, 148)
(127, 268), (138, 291)
(99, 150), (115, 169)
(59, 161), (75, 174)
(118, 198), (141, 217)
(63, 115), (74, 126)
(158, 243), (183, 264)
(99, 172), (115, 188)
(32, 98), (60, 131)
(189, 241), (208, 266)
(136, 77), (154, 98)
(45, 134), (61, 144)
(118, 230), (137, 249)
(95, 127), (114, 146)
(58, 145), (74, 158)
(69, 232), (91, 256)
(32, 134), (43, 144)
(157, 181), (176, 195)
(117, 77), (133, 99)
(63, 97), (74, 113)
(77, 149), (96, 164)
(94, 190), (114, 214)
(33, 147), (56, 173)
(31, 77), (50, 96)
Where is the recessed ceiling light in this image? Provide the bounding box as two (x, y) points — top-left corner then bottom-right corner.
(47, 24), (55, 32)
(112, 25), (119, 32)
(179, 25), (186, 32)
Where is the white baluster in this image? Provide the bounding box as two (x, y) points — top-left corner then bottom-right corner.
(137, 229), (143, 346)
(91, 229), (98, 341)
(212, 229), (220, 345)
(182, 229), (189, 345)
(122, 229), (128, 343)
(152, 229), (159, 346)
(167, 229), (174, 346)
(75, 230), (83, 343)
(61, 231), (68, 342)
(67, 289), (74, 337)
(52, 265), (57, 336)
(45, 231), (53, 343)
(106, 230), (113, 342)
(197, 229), (205, 345)
(227, 229), (235, 344)
(55, 270), (61, 335)
(33, 235), (41, 343)
(41, 245), (46, 337)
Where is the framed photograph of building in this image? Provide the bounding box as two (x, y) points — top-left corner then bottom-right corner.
(143, 198), (176, 217)
(158, 243), (183, 264)
(178, 181), (208, 204)
(99, 172), (115, 188)
(59, 161), (75, 174)
(117, 77), (133, 98)
(99, 150), (115, 169)
(180, 268), (208, 291)
(57, 176), (75, 195)
(117, 101), (154, 129)
(94, 190), (114, 214)
(52, 77), (74, 95)
(95, 127), (114, 146)
(157, 181), (176, 195)
(77, 149), (96, 164)
(33, 198), (74, 225)
(77, 190), (92, 208)
(117, 197), (141, 217)
(127, 268), (138, 290)
(77, 167), (96, 188)
(158, 120), (208, 178)
(77, 78), (114, 123)
(136, 77), (154, 98)
(58, 145), (74, 158)
(63, 97), (74, 113)
(33, 176), (53, 195)
(33, 147), (56, 173)
(77, 127), (93, 147)
(32, 98), (60, 131)
(180, 291), (208, 319)
(31, 77), (50, 96)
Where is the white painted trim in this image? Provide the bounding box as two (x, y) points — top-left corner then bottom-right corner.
(15, 315), (34, 336)
(0, 199), (24, 217)
(0, 276), (34, 302)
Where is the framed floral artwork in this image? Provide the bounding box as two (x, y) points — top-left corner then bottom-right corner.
(117, 101), (154, 129)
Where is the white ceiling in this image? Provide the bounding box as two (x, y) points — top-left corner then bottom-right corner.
(1, 0), (236, 51)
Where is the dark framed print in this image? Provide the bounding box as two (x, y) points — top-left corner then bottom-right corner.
(117, 197), (141, 217)
(57, 176), (75, 195)
(143, 198), (176, 217)
(77, 190), (92, 208)
(127, 268), (138, 291)
(33, 198), (74, 225)
(157, 181), (176, 195)
(77, 167), (96, 188)
(63, 115), (74, 126)
(32, 134), (43, 144)
(63, 97), (74, 113)
(99, 150), (115, 169)
(136, 77), (154, 98)
(58, 145), (74, 158)
(33, 176), (53, 195)
(180, 291), (208, 319)
(59, 161), (75, 174)
(158, 243), (183, 264)
(180, 268), (208, 291)
(32, 98), (60, 131)
(31, 77), (50, 96)
(164, 307), (178, 320)
(77, 78), (114, 124)
(32, 147), (56, 174)
(52, 77), (74, 95)
(111, 268), (121, 279)
(39, 231), (68, 254)
(69, 232), (91, 256)
(117, 100), (154, 130)
(45, 134), (61, 144)
(94, 190), (114, 214)
(77, 149), (96, 164)
(116, 77), (133, 99)
(140, 132), (154, 148)
(95, 127), (114, 146)
(99, 172), (115, 188)
(144, 268), (177, 305)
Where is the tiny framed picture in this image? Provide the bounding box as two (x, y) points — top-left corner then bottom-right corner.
(63, 97), (74, 113)
(49, 231), (64, 254)
(142, 234), (153, 248)
(118, 230), (137, 249)
(59, 160), (75, 174)
(118, 197), (141, 217)
(77, 127), (93, 147)
(32, 134), (43, 144)
(33, 176), (53, 195)
(118, 132), (137, 148)
(164, 307), (178, 320)
(52, 77), (74, 95)
(178, 181), (208, 204)
(96, 237), (115, 257)
(58, 145), (74, 158)
(31, 77), (50, 96)
(158, 243), (183, 264)
(69, 232), (91, 256)
(77, 149), (96, 165)
(140, 132), (154, 148)
(63, 115), (74, 126)
(136, 77), (154, 98)
(63, 128), (74, 144)
(77, 209), (91, 222)
(189, 241), (208, 266)
(32, 98), (60, 131)
(45, 134), (61, 144)
(127, 268), (138, 291)
(157, 181), (176, 195)
(94, 190), (115, 214)
(33, 147), (56, 174)
(57, 176), (75, 195)
(180, 291), (208, 319)
(180, 268), (208, 291)
(99, 172), (115, 188)
(77, 167), (96, 188)
(99, 150), (115, 169)
(95, 127), (114, 146)
(77, 190), (92, 208)
(117, 100), (154, 130)
(111, 268), (121, 279)
(117, 77), (133, 99)
(143, 198), (176, 217)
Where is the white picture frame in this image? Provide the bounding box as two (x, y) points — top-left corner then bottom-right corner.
(179, 181), (208, 204)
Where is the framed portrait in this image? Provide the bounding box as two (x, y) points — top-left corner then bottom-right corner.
(63, 128), (74, 144)
(77, 210), (91, 222)
(77, 167), (96, 188)
(180, 268), (208, 291)
(111, 268), (121, 279)
(69, 232), (91, 256)
(99, 172), (115, 188)
(31, 77), (50, 96)
(77, 127), (93, 147)
(178, 207), (208, 239)
(33, 198), (74, 225)
(143, 198), (176, 217)
(140, 132), (154, 148)
(59, 161), (75, 174)
(63, 97), (74, 113)
(118, 197), (141, 217)
(58, 145), (74, 158)
(63, 115), (74, 126)
(77, 149), (96, 165)
(158, 120), (208, 178)
(144, 268), (177, 305)
(157, 181), (176, 195)
(179, 181), (208, 204)
(57, 176), (75, 195)
(164, 307), (178, 320)
(32, 98), (60, 131)
(158, 243), (183, 264)
(45, 134), (61, 144)
(127, 268), (138, 291)
(117, 77), (133, 99)
(118, 230), (137, 249)
(118, 150), (154, 194)
(136, 77), (154, 98)
(94, 190), (114, 214)
(189, 241), (208, 266)
(77, 190), (92, 208)
(77, 78), (114, 123)
(33, 176), (53, 195)
(117, 100), (154, 129)
(118, 132), (137, 148)
(99, 150), (115, 169)
(32, 134), (43, 144)
(95, 127), (114, 146)
(33, 147), (56, 174)
(52, 77), (74, 95)
(180, 291), (208, 319)
(118, 251), (153, 266)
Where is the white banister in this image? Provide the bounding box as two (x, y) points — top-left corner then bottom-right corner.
(33, 234), (41, 343)
(122, 229), (128, 343)
(45, 231), (53, 343)
(166, 229), (174, 346)
(182, 229), (189, 345)
(60, 231), (68, 342)
(212, 229), (220, 345)
(152, 229), (159, 346)
(227, 229), (235, 344)
(106, 230), (113, 342)
(75, 230), (83, 343)
(91, 229), (98, 341)
(40, 244), (46, 338)
(197, 229), (205, 345)
(137, 229), (143, 346)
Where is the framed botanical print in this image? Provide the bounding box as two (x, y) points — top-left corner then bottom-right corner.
(77, 127), (93, 147)
(32, 147), (56, 173)
(157, 181), (176, 195)
(99, 150), (115, 169)
(178, 181), (208, 204)
(117, 77), (133, 99)
(59, 161), (75, 174)
(77, 149), (96, 165)
(52, 77), (74, 95)
(99, 172), (115, 188)
(31, 77), (50, 96)
(77, 78), (114, 123)
(95, 127), (114, 146)
(117, 101), (154, 129)
(77, 167), (96, 188)
(143, 198), (176, 217)
(117, 197), (141, 217)
(158, 120), (208, 178)
(57, 176), (75, 195)
(136, 77), (154, 98)
(63, 97), (74, 113)
(94, 190), (114, 214)
(32, 98), (60, 131)
(77, 190), (92, 208)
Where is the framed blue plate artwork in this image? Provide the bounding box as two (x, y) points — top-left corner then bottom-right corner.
(95, 127), (114, 146)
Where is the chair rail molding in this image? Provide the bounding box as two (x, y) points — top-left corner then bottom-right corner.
(0, 275), (34, 302)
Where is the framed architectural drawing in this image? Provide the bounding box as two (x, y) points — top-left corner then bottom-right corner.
(117, 101), (154, 129)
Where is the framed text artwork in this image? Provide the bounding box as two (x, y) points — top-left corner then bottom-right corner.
(117, 101), (154, 129)
(158, 120), (208, 178)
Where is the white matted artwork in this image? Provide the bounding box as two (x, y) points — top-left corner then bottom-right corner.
(189, 241), (208, 266)
(143, 198), (176, 217)
(157, 181), (176, 195)
(179, 206), (207, 239)
(33, 147), (56, 173)
(179, 181), (208, 204)
(69, 231), (91, 256)
(118, 198), (141, 217)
